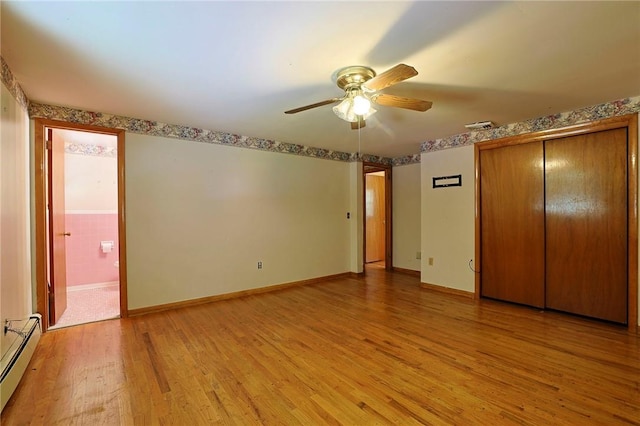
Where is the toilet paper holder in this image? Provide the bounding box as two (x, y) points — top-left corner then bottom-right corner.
(100, 241), (114, 253)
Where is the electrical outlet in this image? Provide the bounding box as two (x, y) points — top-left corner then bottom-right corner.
(416, 251), (421, 259)
(428, 257), (434, 266)
(257, 261), (262, 269)
(347, 212), (350, 219)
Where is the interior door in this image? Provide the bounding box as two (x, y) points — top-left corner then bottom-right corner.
(365, 173), (386, 263)
(480, 141), (545, 307)
(545, 128), (628, 323)
(47, 128), (68, 325)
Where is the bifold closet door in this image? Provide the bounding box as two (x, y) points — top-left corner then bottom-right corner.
(480, 142), (545, 307)
(545, 128), (628, 324)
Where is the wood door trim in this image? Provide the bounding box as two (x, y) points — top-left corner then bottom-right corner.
(48, 128), (69, 324)
(627, 115), (638, 332)
(474, 113), (638, 332)
(363, 162), (393, 272)
(34, 123), (47, 329)
(34, 119), (128, 332)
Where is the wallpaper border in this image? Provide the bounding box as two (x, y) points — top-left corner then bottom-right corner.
(28, 102), (396, 165)
(1, 56), (29, 112)
(65, 142), (117, 158)
(420, 96), (640, 153)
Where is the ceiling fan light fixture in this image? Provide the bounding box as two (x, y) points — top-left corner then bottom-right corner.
(332, 98), (351, 121)
(353, 94), (371, 115)
(332, 89), (376, 122)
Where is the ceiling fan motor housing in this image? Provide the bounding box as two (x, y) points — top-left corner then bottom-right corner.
(336, 66), (377, 91)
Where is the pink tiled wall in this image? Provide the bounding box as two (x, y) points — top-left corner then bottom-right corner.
(65, 213), (119, 286)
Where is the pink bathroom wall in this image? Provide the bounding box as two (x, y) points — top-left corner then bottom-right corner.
(65, 213), (119, 287)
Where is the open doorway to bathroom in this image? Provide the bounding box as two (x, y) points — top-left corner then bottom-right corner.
(48, 128), (120, 329)
(34, 119), (127, 331)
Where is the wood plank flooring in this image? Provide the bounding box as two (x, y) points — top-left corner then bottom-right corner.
(2, 268), (639, 425)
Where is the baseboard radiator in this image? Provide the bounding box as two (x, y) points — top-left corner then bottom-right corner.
(1, 314), (41, 412)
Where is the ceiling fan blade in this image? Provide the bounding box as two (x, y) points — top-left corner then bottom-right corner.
(372, 93), (432, 112)
(284, 98), (343, 114)
(362, 64), (418, 91)
(351, 117), (366, 130)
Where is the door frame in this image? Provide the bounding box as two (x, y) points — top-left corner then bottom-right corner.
(47, 127), (68, 325)
(474, 113), (638, 332)
(34, 119), (128, 331)
(363, 162), (392, 272)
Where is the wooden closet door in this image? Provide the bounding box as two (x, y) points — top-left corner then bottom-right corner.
(480, 142), (545, 307)
(545, 128), (628, 324)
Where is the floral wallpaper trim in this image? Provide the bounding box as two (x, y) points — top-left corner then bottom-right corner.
(65, 142), (117, 158)
(28, 102), (395, 164)
(360, 153), (394, 166)
(391, 154), (421, 167)
(1, 56), (29, 112)
(421, 96), (640, 153)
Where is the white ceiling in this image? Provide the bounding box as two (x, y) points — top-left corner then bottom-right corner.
(2, 1), (639, 158)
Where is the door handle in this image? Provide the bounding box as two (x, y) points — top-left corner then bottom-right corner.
(63, 232), (71, 236)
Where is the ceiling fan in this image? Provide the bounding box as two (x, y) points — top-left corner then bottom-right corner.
(284, 64), (432, 130)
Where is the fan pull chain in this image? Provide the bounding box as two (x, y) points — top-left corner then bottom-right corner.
(358, 119), (361, 161)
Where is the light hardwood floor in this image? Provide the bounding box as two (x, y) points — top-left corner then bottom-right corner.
(2, 268), (639, 425)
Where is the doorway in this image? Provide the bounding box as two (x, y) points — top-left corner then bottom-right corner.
(363, 163), (392, 272)
(34, 119), (128, 331)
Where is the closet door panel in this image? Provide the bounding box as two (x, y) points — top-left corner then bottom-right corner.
(545, 128), (628, 323)
(480, 142), (545, 307)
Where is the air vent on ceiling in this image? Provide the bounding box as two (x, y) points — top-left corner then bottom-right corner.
(464, 121), (495, 130)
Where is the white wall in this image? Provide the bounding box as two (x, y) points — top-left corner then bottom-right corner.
(349, 161), (363, 273)
(392, 162), (421, 271)
(420, 145), (476, 291)
(0, 83), (32, 351)
(65, 153), (117, 212)
(125, 133), (352, 309)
